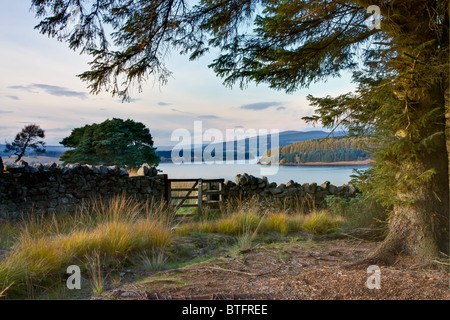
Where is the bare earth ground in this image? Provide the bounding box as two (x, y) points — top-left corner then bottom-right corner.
(97, 240), (449, 300)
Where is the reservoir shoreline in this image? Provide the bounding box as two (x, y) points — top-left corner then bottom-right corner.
(262, 159), (373, 166)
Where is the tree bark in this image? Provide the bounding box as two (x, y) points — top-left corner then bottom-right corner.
(368, 158), (449, 265)
(445, 85), (450, 219)
(368, 86), (449, 266)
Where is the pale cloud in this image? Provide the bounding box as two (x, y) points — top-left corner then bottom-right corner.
(197, 115), (220, 119)
(171, 108), (193, 115)
(240, 101), (283, 110)
(9, 83), (88, 99)
(45, 125), (76, 133)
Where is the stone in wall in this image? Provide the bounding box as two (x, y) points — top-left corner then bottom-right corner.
(136, 163), (158, 177)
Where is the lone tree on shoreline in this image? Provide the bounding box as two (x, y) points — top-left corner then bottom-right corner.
(30, 0), (449, 266)
(4, 124), (46, 162)
(60, 118), (159, 168)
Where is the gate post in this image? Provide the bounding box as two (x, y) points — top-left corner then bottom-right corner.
(197, 179), (203, 216)
(219, 180), (223, 203)
(162, 174), (170, 205)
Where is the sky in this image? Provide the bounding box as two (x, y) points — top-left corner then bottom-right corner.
(0, 1), (357, 147)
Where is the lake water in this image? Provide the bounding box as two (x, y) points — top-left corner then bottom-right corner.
(158, 163), (369, 186)
(2, 155), (368, 186)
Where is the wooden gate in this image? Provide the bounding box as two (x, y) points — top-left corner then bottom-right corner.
(165, 178), (224, 215)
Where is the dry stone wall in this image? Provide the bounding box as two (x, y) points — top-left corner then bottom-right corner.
(222, 173), (359, 207)
(0, 161), (166, 217)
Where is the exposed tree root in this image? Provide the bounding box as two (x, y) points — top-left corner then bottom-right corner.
(344, 237), (450, 272)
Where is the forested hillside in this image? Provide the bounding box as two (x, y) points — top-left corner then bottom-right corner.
(264, 137), (371, 164)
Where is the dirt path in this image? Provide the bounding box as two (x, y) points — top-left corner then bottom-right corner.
(98, 240), (449, 300)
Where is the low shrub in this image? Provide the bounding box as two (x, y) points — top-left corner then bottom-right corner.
(325, 194), (388, 239)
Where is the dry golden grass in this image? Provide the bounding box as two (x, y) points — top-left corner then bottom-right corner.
(0, 194), (173, 298)
(303, 210), (344, 234)
(261, 213), (290, 234)
(126, 168), (139, 177)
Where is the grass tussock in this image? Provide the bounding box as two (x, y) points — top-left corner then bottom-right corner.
(135, 248), (168, 272)
(303, 210), (343, 234)
(86, 251), (104, 296)
(0, 194), (173, 298)
(261, 213), (290, 234)
(216, 212), (261, 235)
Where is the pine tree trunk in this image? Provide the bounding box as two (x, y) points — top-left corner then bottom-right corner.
(368, 155), (449, 265)
(368, 86), (450, 266)
(446, 85), (450, 213)
(444, 0), (450, 213)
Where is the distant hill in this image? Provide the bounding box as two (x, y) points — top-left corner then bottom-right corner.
(275, 130), (346, 146)
(260, 136), (372, 165)
(0, 145), (71, 158)
(156, 130), (346, 162)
